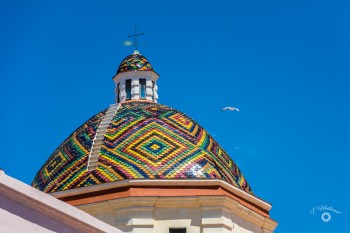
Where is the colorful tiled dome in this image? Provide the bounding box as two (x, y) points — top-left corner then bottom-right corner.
(116, 53), (154, 74)
(32, 102), (252, 194)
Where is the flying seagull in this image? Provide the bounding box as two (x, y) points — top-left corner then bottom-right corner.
(221, 107), (240, 112)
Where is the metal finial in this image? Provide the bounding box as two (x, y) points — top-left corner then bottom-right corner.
(123, 26), (144, 52)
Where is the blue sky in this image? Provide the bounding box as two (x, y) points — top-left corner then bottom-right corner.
(0, 0), (349, 232)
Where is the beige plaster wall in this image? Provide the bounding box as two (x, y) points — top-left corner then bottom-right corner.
(78, 196), (275, 233)
(153, 207), (201, 233)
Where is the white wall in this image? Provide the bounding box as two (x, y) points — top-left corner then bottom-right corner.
(0, 194), (82, 233)
(0, 171), (121, 233)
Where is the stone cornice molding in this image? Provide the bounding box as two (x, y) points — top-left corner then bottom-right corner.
(113, 70), (159, 82)
(51, 179), (271, 212)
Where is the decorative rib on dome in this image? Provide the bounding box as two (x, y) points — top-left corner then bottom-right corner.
(117, 53), (153, 74)
(32, 102), (252, 194)
(31, 110), (107, 192)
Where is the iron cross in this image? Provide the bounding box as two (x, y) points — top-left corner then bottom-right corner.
(128, 26), (144, 51)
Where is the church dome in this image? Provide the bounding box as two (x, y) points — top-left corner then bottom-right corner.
(32, 101), (252, 194)
(116, 53), (154, 74)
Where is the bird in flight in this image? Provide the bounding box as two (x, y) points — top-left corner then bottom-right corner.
(221, 107), (240, 112)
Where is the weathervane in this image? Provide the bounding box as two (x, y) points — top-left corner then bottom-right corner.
(123, 26), (145, 52)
